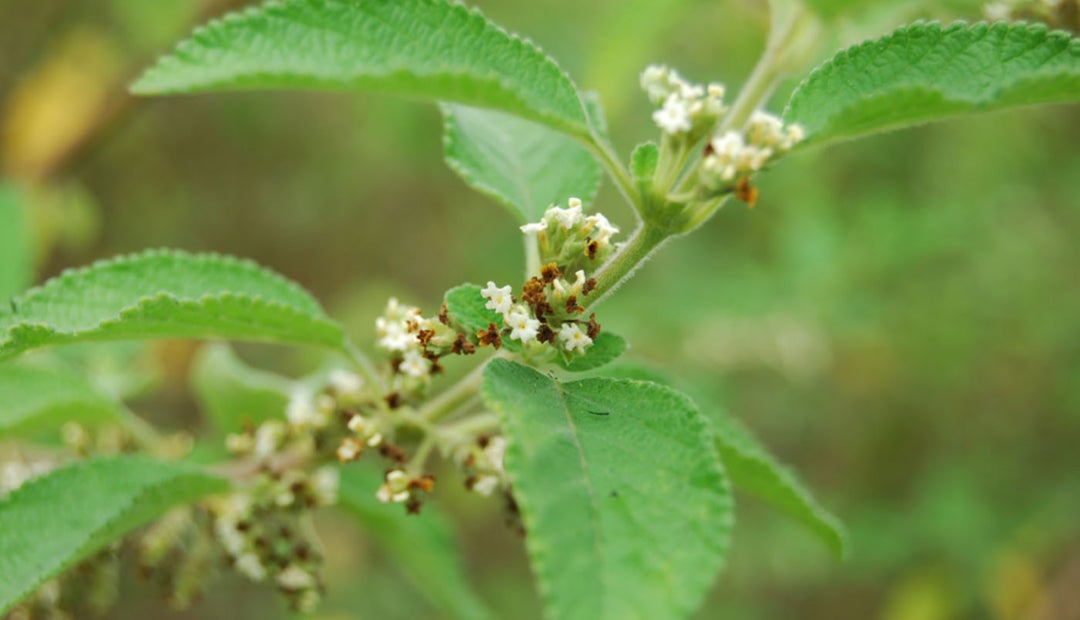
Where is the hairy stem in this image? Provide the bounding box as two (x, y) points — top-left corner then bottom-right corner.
(720, 1), (812, 132)
(418, 358), (490, 422)
(587, 224), (672, 307)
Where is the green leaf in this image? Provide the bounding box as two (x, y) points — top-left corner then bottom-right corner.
(0, 363), (125, 437)
(482, 360), (732, 620)
(712, 411), (847, 558)
(442, 103), (602, 223)
(559, 331), (627, 372)
(0, 249), (346, 360)
(336, 464), (491, 620)
(630, 141), (658, 196)
(190, 342), (294, 434)
(0, 185), (34, 300)
(132, 0), (594, 140)
(0, 456), (229, 614)
(785, 22), (1080, 147)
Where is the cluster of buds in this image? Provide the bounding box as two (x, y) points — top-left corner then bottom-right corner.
(138, 508), (220, 608)
(456, 435), (508, 497)
(209, 466), (337, 613)
(375, 297), (477, 392)
(641, 65), (727, 139)
(521, 198), (621, 271)
(700, 111), (805, 191)
(375, 469), (437, 513)
(480, 266), (601, 357)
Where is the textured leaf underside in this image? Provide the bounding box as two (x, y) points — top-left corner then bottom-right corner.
(785, 22), (1080, 146)
(482, 360), (732, 620)
(0, 456), (229, 614)
(0, 249), (345, 359)
(131, 0), (593, 138)
(712, 412), (847, 557)
(442, 104), (602, 223)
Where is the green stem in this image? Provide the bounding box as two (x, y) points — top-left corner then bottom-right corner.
(407, 435), (436, 476)
(582, 134), (642, 218)
(417, 358), (490, 423)
(441, 412), (501, 437)
(720, 1), (811, 132)
(587, 224), (671, 307)
(343, 342), (388, 394)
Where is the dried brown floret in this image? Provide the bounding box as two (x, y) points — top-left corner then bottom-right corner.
(450, 333), (476, 355)
(586, 313), (602, 339)
(477, 323), (502, 349)
(540, 262), (563, 283)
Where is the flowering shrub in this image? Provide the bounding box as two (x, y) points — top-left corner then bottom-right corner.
(0, 0), (1077, 618)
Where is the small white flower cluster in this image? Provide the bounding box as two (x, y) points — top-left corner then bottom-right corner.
(701, 111), (805, 186)
(481, 275), (596, 355)
(640, 65), (727, 137)
(519, 197), (620, 270)
(375, 469), (435, 512)
(336, 411), (385, 462)
(456, 435), (508, 496)
(376, 298), (435, 379)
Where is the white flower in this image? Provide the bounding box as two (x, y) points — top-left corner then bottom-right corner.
(376, 470), (410, 503)
(781, 123), (806, 150)
(746, 110), (785, 147)
(520, 221), (546, 234)
(558, 323), (593, 354)
(546, 201), (583, 230)
(584, 213), (619, 244)
(399, 349), (431, 378)
(328, 369), (364, 399)
(336, 438), (362, 462)
(640, 64), (672, 103)
(254, 421), (285, 457)
(653, 94), (692, 135)
(472, 475), (499, 496)
(277, 565), (316, 591)
(310, 466), (340, 506)
(481, 281), (514, 315)
(505, 305), (541, 343)
(484, 436), (507, 472)
(286, 391), (319, 426)
(376, 317), (416, 352)
(235, 553), (267, 581)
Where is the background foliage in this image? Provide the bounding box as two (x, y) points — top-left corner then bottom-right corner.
(1, 0), (1078, 618)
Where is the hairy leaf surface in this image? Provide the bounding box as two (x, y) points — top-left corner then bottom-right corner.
(442, 104), (602, 223)
(785, 22), (1080, 147)
(713, 411), (847, 557)
(0, 456), (229, 614)
(0, 250), (345, 359)
(337, 464), (491, 620)
(132, 0), (594, 139)
(482, 360), (731, 620)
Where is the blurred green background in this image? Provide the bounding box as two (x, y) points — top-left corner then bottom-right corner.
(1, 0), (1078, 618)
